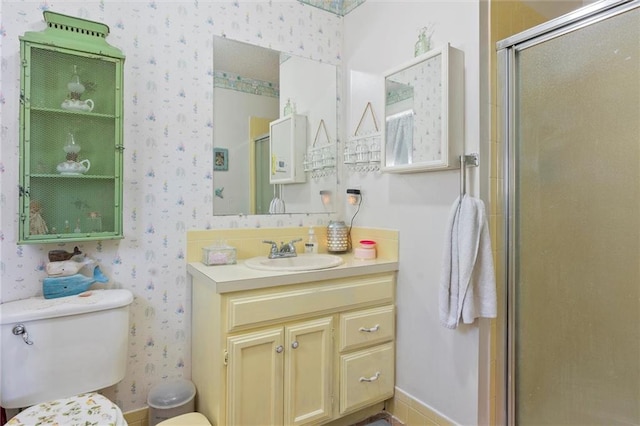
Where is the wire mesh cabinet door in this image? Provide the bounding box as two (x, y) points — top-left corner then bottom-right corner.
(18, 11), (125, 244)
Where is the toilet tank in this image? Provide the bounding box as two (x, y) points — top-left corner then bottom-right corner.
(0, 289), (133, 409)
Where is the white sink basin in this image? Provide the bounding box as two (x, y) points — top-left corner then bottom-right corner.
(244, 254), (344, 272)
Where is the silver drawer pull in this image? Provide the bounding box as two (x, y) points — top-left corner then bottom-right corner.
(359, 372), (381, 383)
(358, 324), (380, 333)
(275, 345), (284, 353)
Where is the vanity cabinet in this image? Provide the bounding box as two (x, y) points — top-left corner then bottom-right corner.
(18, 11), (125, 244)
(338, 306), (395, 414)
(227, 317), (333, 425)
(190, 270), (396, 425)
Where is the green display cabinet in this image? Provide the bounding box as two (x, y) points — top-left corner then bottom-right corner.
(18, 12), (125, 244)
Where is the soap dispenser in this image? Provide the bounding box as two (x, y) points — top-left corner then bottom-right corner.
(305, 226), (318, 254)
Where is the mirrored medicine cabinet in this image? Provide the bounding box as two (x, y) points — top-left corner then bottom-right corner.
(382, 43), (464, 173)
(269, 114), (307, 184)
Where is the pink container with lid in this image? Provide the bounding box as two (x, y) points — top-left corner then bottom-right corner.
(355, 240), (376, 259)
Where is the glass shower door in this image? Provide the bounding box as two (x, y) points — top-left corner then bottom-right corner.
(254, 135), (272, 215)
(504, 3), (640, 424)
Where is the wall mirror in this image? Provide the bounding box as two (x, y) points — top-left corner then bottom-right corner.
(212, 36), (337, 215)
(382, 43), (464, 173)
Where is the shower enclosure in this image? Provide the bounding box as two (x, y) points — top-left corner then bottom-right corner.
(498, 1), (640, 424)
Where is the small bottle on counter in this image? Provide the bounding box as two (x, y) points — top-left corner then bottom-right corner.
(305, 226), (318, 254)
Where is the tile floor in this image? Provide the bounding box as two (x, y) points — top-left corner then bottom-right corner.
(354, 412), (404, 426)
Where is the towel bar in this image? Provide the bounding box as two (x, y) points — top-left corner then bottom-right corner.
(460, 153), (479, 198)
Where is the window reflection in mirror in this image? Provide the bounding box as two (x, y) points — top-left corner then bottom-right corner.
(212, 37), (337, 215)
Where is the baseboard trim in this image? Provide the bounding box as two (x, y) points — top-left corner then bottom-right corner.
(123, 407), (149, 426)
(124, 402), (392, 426)
(385, 387), (456, 426)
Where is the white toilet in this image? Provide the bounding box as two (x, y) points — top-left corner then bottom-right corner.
(0, 289), (133, 425)
(156, 412), (212, 425)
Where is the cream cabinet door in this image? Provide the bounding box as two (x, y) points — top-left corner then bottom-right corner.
(227, 328), (284, 426)
(284, 317), (333, 426)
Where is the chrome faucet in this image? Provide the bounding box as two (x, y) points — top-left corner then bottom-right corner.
(262, 238), (302, 259)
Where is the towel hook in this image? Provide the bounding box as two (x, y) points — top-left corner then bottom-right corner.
(460, 153), (479, 198)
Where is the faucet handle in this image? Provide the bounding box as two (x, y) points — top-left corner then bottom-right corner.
(286, 238), (303, 253)
(262, 240), (278, 252)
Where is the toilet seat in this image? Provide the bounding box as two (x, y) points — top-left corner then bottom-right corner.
(6, 392), (126, 426)
(156, 412), (211, 425)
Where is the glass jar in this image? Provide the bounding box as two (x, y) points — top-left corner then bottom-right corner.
(414, 26), (432, 57)
(327, 220), (349, 253)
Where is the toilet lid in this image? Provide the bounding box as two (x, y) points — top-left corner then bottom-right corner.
(156, 412), (211, 425)
(6, 392), (126, 426)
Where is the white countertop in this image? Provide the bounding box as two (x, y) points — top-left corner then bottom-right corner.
(187, 254), (399, 294)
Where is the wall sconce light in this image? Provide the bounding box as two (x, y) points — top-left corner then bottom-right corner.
(320, 190), (332, 206)
(347, 188), (361, 205)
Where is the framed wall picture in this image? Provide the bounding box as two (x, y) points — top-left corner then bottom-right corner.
(214, 148), (229, 171)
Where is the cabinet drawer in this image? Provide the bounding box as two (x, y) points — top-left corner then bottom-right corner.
(226, 274), (394, 332)
(340, 305), (394, 352)
(339, 342), (394, 415)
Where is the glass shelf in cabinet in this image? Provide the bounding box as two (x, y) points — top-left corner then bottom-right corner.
(29, 106), (117, 119)
(25, 232), (122, 243)
(29, 174), (117, 179)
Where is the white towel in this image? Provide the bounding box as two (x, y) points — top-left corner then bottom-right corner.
(385, 110), (414, 166)
(439, 194), (497, 329)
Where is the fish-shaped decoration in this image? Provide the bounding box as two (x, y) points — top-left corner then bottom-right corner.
(43, 265), (109, 299)
(46, 255), (96, 277)
(48, 246), (82, 262)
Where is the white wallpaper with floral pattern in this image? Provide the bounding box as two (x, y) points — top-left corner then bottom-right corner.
(0, 0), (342, 412)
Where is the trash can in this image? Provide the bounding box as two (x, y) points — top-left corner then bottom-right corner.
(147, 379), (196, 426)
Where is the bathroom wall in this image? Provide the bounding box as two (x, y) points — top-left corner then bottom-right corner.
(276, 55), (339, 214)
(0, 0), (341, 412)
(343, 2), (487, 425)
(212, 85), (278, 215)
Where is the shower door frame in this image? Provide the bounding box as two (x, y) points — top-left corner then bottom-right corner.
(497, 0), (640, 423)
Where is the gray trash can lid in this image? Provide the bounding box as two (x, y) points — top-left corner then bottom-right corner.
(147, 379), (196, 409)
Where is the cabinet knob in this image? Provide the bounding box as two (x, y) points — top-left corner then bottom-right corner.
(291, 341), (299, 349)
(275, 345), (284, 353)
(359, 372), (381, 383)
(358, 324), (380, 333)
